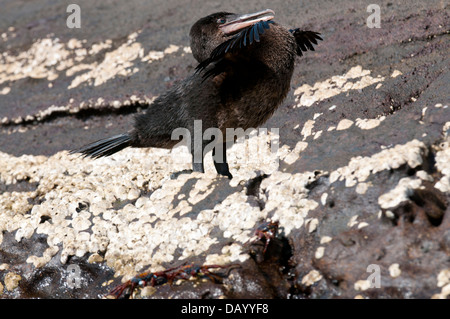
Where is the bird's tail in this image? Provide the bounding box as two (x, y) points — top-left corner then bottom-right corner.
(70, 133), (132, 158)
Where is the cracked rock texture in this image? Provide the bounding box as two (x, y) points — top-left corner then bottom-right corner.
(0, 0), (449, 298)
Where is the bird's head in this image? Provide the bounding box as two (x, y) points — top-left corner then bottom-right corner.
(189, 9), (275, 62)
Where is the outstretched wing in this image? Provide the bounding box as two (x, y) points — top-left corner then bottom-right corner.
(195, 20), (275, 80)
(289, 29), (322, 56)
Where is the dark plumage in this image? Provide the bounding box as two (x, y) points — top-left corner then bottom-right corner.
(70, 9), (322, 179)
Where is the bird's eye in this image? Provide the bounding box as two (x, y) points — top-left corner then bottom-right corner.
(217, 18), (226, 24)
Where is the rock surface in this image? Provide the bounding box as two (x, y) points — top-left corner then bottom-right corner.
(0, 0), (449, 298)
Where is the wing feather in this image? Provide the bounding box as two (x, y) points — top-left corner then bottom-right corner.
(289, 29), (323, 56)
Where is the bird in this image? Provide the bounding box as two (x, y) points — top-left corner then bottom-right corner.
(70, 9), (322, 179)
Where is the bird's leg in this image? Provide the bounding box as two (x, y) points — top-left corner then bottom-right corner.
(187, 133), (232, 178)
(192, 161), (205, 173)
(191, 138), (205, 173)
(212, 142), (233, 179)
(170, 137), (204, 179)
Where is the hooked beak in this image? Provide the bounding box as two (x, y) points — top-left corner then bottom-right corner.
(219, 9), (275, 35)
